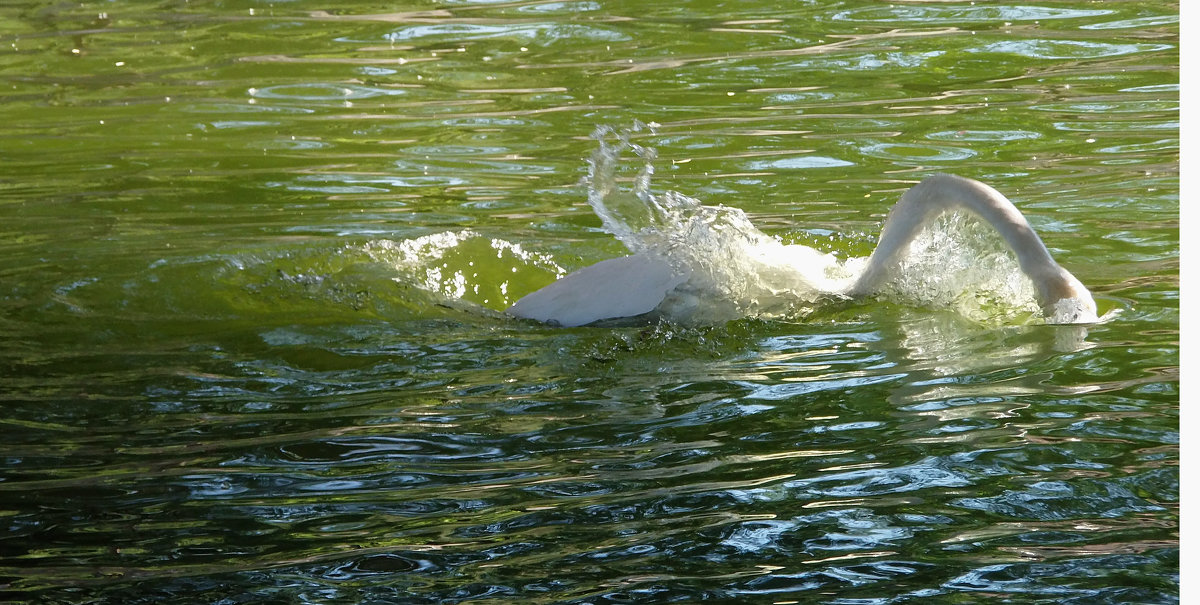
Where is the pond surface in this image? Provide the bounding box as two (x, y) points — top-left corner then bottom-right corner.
(0, 0), (1179, 602)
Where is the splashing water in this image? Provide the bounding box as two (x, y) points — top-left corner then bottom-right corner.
(583, 123), (1044, 324)
(584, 123), (864, 323)
(881, 212), (1043, 321)
(376, 124), (1052, 324)
(364, 230), (566, 309)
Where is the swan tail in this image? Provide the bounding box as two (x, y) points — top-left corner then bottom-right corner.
(507, 254), (685, 327)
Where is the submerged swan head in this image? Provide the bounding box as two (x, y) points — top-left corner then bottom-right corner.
(1036, 265), (1098, 324)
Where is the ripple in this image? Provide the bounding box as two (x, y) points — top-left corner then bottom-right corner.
(1034, 100), (1178, 114)
(952, 479), (1167, 520)
(721, 518), (796, 553)
(926, 129), (1042, 142)
(1081, 14), (1179, 30)
(1097, 139), (1178, 154)
(270, 173), (472, 194)
(394, 157), (558, 176)
(384, 23), (629, 44)
(277, 436), (504, 464)
(974, 40), (1174, 60)
(179, 102), (315, 115)
(858, 142), (977, 162)
(943, 554), (1175, 600)
(1120, 84), (1178, 94)
(831, 5), (1112, 23)
(404, 144), (511, 156)
(1052, 120), (1178, 133)
(515, 1), (601, 13)
(249, 83), (409, 101)
(323, 553), (441, 577)
(358, 66), (397, 76)
(741, 373), (900, 401)
(765, 90), (837, 103)
(208, 120), (276, 130)
(745, 156), (855, 170)
(259, 138), (331, 151)
(787, 50), (946, 71)
(729, 457), (973, 502)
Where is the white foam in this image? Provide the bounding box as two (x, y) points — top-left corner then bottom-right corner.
(364, 231), (565, 308)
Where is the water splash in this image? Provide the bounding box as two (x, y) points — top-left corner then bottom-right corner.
(583, 123), (1046, 324)
(378, 125), (1061, 325)
(365, 231), (565, 309)
(879, 212), (1042, 322)
(585, 123), (865, 323)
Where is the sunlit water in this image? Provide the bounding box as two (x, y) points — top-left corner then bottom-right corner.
(0, 1), (1178, 603)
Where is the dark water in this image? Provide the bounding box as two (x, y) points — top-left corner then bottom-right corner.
(0, 0), (1178, 602)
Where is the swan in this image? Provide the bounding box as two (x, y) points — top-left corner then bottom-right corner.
(507, 173), (1098, 326)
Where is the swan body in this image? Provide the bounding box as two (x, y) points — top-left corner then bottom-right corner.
(507, 173), (1097, 326)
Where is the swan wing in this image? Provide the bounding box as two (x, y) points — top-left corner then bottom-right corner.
(507, 254), (684, 327)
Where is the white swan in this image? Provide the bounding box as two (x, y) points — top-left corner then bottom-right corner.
(507, 173), (1097, 326)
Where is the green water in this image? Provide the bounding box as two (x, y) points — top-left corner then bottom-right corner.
(0, 1), (1178, 602)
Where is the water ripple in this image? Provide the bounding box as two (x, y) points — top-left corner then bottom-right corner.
(858, 141), (978, 163)
(250, 83), (411, 101)
(830, 5), (1113, 24)
(976, 40), (1174, 60)
(384, 22), (629, 44)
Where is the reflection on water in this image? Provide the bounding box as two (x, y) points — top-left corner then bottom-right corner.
(0, 0), (1177, 602)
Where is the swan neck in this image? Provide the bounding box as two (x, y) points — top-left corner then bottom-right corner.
(852, 174), (1090, 317)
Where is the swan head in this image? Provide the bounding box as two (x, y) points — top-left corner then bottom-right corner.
(1039, 267), (1098, 324)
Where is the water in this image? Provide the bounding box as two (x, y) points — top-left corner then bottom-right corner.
(0, 1), (1178, 602)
